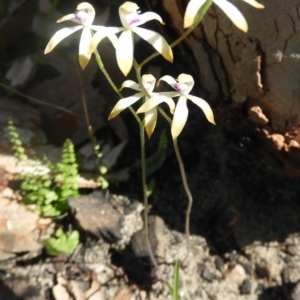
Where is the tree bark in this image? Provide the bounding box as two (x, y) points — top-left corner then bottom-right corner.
(148, 0), (300, 176)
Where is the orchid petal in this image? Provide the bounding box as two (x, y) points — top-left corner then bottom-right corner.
(89, 27), (121, 52)
(79, 27), (92, 69)
(57, 14), (79, 24)
(157, 75), (177, 88)
(213, 0), (248, 32)
(137, 95), (175, 114)
(135, 12), (165, 26)
(132, 27), (173, 63)
(108, 92), (144, 120)
(116, 30), (134, 76)
(144, 108), (157, 138)
(187, 94), (215, 124)
(106, 32), (119, 48)
(119, 80), (141, 91)
(44, 26), (82, 54)
(90, 25), (106, 31)
(241, 0), (264, 9)
(171, 96), (188, 140)
(76, 2), (95, 26)
(159, 91), (180, 98)
(119, 2), (140, 28)
(89, 31), (108, 53)
(184, 0), (206, 28)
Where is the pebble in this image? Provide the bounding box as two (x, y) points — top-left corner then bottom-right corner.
(255, 283), (264, 294)
(283, 255), (292, 263)
(291, 281), (300, 300)
(202, 268), (214, 282)
(240, 278), (251, 295)
(243, 263), (253, 275)
(286, 244), (300, 256)
(214, 257), (224, 272)
(281, 268), (290, 284)
(224, 264), (246, 285)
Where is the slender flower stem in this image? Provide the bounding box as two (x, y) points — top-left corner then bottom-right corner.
(133, 59), (158, 268)
(139, 0), (213, 68)
(94, 50), (157, 267)
(157, 107), (193, 256)
(93, 49), (141, 124)
(74, 56), (94, 142)
(140, 121), (158, 268)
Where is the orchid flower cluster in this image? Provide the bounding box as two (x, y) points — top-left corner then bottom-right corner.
(45, 0), (264, 139)
(44, 0), (264, 269)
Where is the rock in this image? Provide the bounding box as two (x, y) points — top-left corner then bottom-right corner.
(214, 256), (224, 272)
(0, 188), (42, 261)
(291, 281), (300, 300)
(248, 106), (269, 126)
(131, 216), (165, 260)
(269, 133), (285, 150)
(240, 278), (252, 295)
(202, 267), (214, 282)
(223, 264), (246, 285)
(286, 244), (300, 256)
(68, 191), (123, 241)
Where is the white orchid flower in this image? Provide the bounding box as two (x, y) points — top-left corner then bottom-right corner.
(109, 74), (175, 137)
(44, 2), (118, 69)
(155, 74), (215, 139)
(90, 2), (173, 76)
(184, 0), (264, 32)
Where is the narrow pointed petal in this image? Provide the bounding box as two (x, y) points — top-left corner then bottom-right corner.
(187, 94), (215, 124)
(132, 27), (173, 63)
(171, 96), (188, 140)
(144, 108), (157, 138)
(79, 27), (92, 69)
(89, 31), (107, 53)
(90, 26), (120, 49)
(157, 75), (177, 88)
(135, 12), (165, 26)
(116, 30), (134, 76)
(184, 0), (206, 28)
(159, 91), (180, 98)
(137, 95), (175, 114)
(241, 0), (265, 9)
(44, 26), (82, 54)
(108, 92), (144, 120)
(57, 14), (78, 23)
(213, 0), (248, 32)
(119, 80), (141, 91)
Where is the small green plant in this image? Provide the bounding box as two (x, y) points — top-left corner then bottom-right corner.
(8, 120), (79, 217)
(167, 260), (180, 300)
(8, 118), (28, 161)
(43, 228), (79, 256)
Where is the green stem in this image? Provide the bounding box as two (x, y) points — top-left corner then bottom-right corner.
(74, 56), (94, 142)
(133, 59), (158, 268)
(140, 121), (158, 268)
(94, 51), (157, 266)
(140, 0), (213, 68)
(157, 107), (193, 255)
(93, 49), (141, 124)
